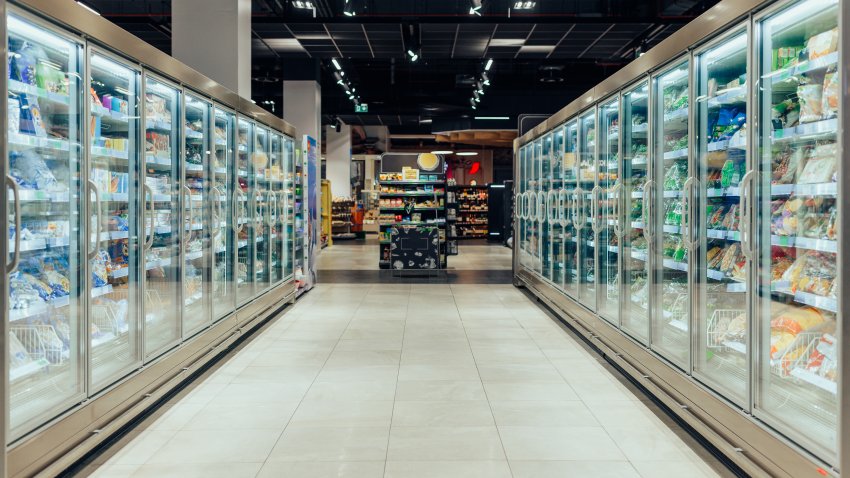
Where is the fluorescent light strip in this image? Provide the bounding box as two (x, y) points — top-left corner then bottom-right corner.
(474, 116), (510, 120)
(484, 59), (493, 71)
(331, 58), (342, 70)
(76, 1), (100, 15)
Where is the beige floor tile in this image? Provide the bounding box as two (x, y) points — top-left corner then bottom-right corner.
(145, 403), (205, 431)
(630, 460), (717, 478)
(335, 338), (404, 351)
(305, 381), (398, 401)
(213, 381), (311, 404)
(387, 427), (505, 461)
(182, 402), (299, 430)
(109, 430), (176, 465)
(585, 399), (664, 430)
(384, 461), (512, 478)
(498, 426), (626, 461)
(325, 350), (402, 367)
(229, 365), (321, 384)
(289, 400), (395, 427)
(267, 427), (390, 462)
(130, 462), (262, 478)
(605, 427), (690, 462)
(477, 363), (564, 383)
(397, 364), (480, 381)
(146, 429), (281, 464)
(394, 381), (486, 401)
(88, 463), (140, 477)
(316, 364), (400, 382)
(510, 460), (641, 478)
(490, 400), (599, 427)
(483, 381), (579, 401)
(392, 401), (494, 427)
(256, 461), (385, 478)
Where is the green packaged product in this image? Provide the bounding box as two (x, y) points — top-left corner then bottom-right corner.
(720, 160), (739, 188)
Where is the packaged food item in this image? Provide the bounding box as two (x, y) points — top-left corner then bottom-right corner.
(719, 243), (740, 273)
(806, 28), (838, 60)
(721, 204), (740, 231)
(771, 146), (806, 185)
(821, 71), (839, 119)
(8, 97), (20, 134)
(803, 333), (838, 381)
(771, 98), (800, 129)
(720, 313), (747, 343)
(10, 150), (60, 191)
(797, 84), (823, 124)
(797, 143), (837, 184)
(707, 205), (725, 229)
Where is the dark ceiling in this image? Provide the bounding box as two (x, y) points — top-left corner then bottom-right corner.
(84, 0), (719, 133)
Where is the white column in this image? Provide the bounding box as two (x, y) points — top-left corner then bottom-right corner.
(283, 80), (321, 146)
(324, 123), (352, 198)
(171, 0), (252, 98)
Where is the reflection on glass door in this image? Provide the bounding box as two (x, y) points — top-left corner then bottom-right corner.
(577, 110), (596, 310)
(652, 60), (690, 367)
(236, 119), (254, 304)
(212, 108), (235, 320)
(284, 137), (295, 278)
(182, 94), (211, 336)
(563, 121), (579, 298)
(270, 133), (284, 285)
(598, 98), (621, 323)
(6, 14), (84, 436)
(254, 127), (270, 293)
(694, 30), (749, 404)
(143, 75), (181, 357)
(756, 0), (839, 457)
(621, 81), (651, 343)
(540, 134), (552, 280)
(88, 51), (141, 390)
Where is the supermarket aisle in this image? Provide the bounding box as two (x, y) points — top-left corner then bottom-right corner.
(86, 283), (731, 478)
(317, 238), (512, 271)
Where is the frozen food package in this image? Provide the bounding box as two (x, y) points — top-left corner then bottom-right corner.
(806, 28), (838, 60)
(798, 143), (837, 184)
(797, 84), (823, 124)
(8, 97), (20, 135)
(11, 150), (59, 191)
(821, 71), (839, 119)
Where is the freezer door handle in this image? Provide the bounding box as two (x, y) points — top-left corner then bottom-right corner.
(611, 183), (623, 237)
(590, 186), (601, 234)
(6, 176), (21, 273)
(87, 180), (103, 261)
(681, 177), (694, 249)
(183, 185), (194, 248)
(739, 170), (755, 259)
(210, 186), (223, 237)
(642, 180), (655, 240)
(558, 189), (569, 227)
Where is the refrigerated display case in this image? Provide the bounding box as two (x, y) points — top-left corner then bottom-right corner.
(254, 127), (270, 293)
(284, 137), (295, 278)
(652, 59), (691, 368)
(621, 81), (650, 343)
(236, 119), (254, 303)
(756, 0), (839, 458)
(550, 128), (565, 285)
(540, 133), (552, 280)
(143, 74), (181, 358)
(270, 133), (284, 285)
(3, 2), (299, 472)
(212, 107), (236, 321)
(512, 0), (847, 475)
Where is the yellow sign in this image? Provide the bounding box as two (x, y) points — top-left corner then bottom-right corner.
(402, 167), (420, 181)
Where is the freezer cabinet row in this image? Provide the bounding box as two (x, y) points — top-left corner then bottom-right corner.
(515, 0), (841, 467)
(4, 11), (297, 441)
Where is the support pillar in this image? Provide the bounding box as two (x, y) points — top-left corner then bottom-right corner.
(171, 0), (252, 98)
(324, 123), (352, 198)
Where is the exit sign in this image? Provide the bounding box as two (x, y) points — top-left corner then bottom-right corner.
(355, 103), (368, 113)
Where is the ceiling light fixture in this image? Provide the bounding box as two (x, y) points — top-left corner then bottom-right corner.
(407, 49), (419, 62)
(481, 72), (490, 85)
(457, 152), (479, 156)
(334, 72), (343, 84)
(469, 0), (483, 15)
(76, 1), (100, 15)
(293, 0), (314, 9)
(484, 58), (493, 71)
(431, 150), (453, 155)
(513, 1), (536, 9)
(331, 58), (342, 70)
(474, 116), (510, 120)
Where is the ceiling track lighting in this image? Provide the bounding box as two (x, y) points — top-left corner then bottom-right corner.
(481, 72), (490, 85)
(343, 0), (356, 16)
(331, 58), (342, 70)
(512, 1), (536, 9)
(292, 0), (314, 9)
(468, 0), (483, 16)
(484, 58), (493, 71)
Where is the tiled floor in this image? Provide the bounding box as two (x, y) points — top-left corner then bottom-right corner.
(85, 280), (733, 478)
(317, 239), (513, 271)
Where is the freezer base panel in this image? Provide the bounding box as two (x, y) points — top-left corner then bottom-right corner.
(7, 280), (297, 478)
(515, 268), (835, 478)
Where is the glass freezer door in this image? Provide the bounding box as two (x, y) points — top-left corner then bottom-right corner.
(693, 30), (750, 405)
(236, 119), (254, 304)
(597, 98), (621, 323)
(88, 51), (141, 390)
(6, 14), (85, 436)
(270, 133), (284, 285)
(540, 134), (552, 280)
(652, 60), (690, 368)
(577, 110), (596, 310)
(621, 81), (651, 343)
(563, 121), (579, 298)
(212, 108), (235, 320)
(143, 75), (181, 357)
(284, 137), (295, 279)
(254, 127), (271, 293)
(182, 94), (212, 336)
(550, 128), (565, 286)
(756, 0), (839, 458)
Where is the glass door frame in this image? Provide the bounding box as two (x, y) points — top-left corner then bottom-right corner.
(283, 135), (296, 281)
(85, 44), (144, 392)
(141, 70), (183, 361)
(690, 23), (753, 410)
(577, 106), (598, 311)
(180, 89), (214, 338)
(649, 54), (694, 371)
(211, 103), (237, 322)
(234, 115), (255, 306)
(563, 118), (580, 299)
(597, 92), (623, 326)
(620, 76), (654, 345)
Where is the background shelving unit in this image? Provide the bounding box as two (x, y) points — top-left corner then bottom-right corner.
(453, 185), (489, 239)
(332, 198), (356, 240)
(378, 176), (448, 268)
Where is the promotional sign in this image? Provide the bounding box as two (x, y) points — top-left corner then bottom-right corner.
(302, 134), (318, 292)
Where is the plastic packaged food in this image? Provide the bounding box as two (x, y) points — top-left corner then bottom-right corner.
(803, 333), (837, 381)
(821, 71), (839, 119)
(797, 143), (837, 184)
(806, 28), (838, 60)
(11, 149), (60, 191)
(797, 84), (823, 124)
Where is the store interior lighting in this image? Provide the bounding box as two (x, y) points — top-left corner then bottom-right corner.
(456, 151), (479, 156)
(484, 58), (493, 71)
(343, 0), (356, 16)
(292, 0), (314, 8)
(76, 1), (100, 15)
(331, 58), (342, 70)
(513, 1), (536, 9)
(469, 0), (483, 15)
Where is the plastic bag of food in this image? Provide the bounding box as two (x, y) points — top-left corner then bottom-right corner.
(797, 84), (823, 124)
(821, 71), (839, 119)
(798, 143), (837, 184)
(807, 28), (838, 60)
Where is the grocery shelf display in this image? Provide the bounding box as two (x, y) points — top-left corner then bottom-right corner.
(2, 2), (299, 473)
(513, 0), (847, 475)
(452, 185), (488, 239)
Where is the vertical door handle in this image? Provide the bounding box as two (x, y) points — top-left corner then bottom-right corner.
(612, 183), (623, 237)
(87, 180), (102, 260)
(210, 186), (222, 237)
(144, 184), (154, 251)
(234, 190), (245, 234)
(590, 185), (601, 233)
(642, 180), (654, 240)
(183, 185), (194, 248)
(739, 170), (755, 259)
(6, 176), (21, 273)
(680, 177), (694, 249)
